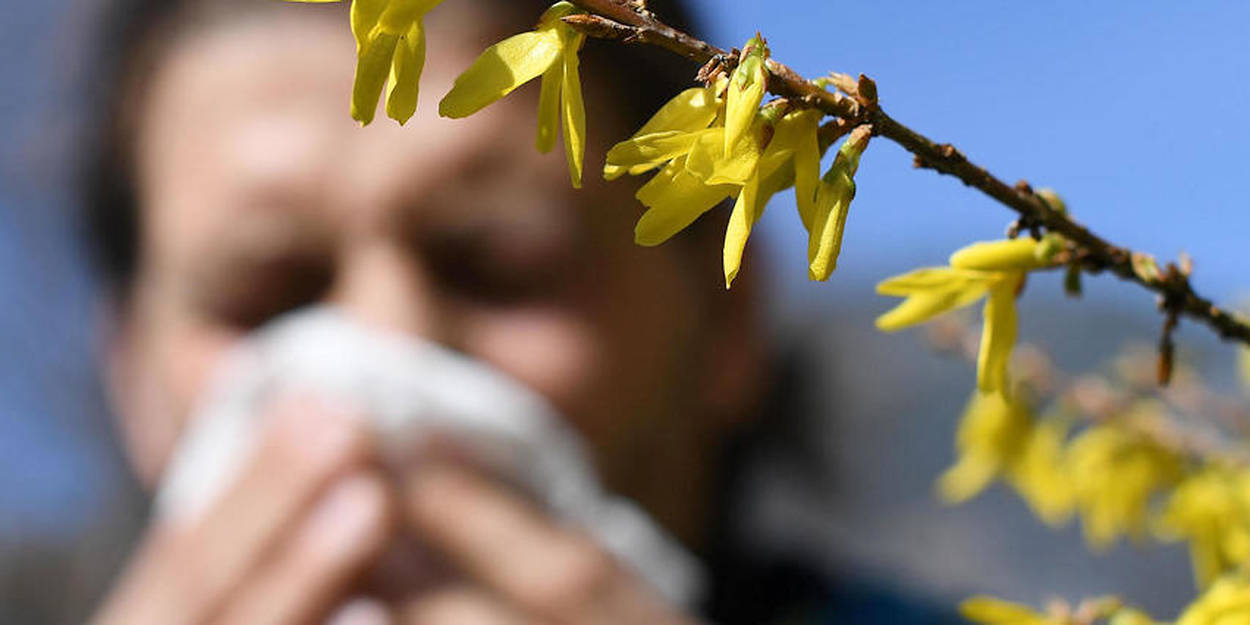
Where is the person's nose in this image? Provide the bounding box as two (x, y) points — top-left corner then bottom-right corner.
(329, 239), (459, 348)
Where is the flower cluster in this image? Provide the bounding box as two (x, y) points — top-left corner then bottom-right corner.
(936, 335), (1250, 598)
(606, 34), (872, 287)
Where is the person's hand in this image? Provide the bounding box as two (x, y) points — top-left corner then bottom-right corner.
(393, 464), (704, 625)
(92, 404), (394, 625)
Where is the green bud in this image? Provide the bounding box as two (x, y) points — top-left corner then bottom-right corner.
(1064, 265), (1083, 298)
(1036, 188), (1067, 215)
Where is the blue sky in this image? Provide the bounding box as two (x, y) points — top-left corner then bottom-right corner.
(685, 1), (1250, 306)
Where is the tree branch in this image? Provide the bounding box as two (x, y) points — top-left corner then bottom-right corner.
(564, 0), (1250, 348)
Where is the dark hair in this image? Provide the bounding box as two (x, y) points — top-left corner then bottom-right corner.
(79, 0), (704, 294)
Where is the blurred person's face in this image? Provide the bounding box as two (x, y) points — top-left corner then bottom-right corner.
(108, 5), (761, 541)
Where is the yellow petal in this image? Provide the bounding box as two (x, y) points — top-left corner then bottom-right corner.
(877, 267), (989, 296)
(536, 1), (581, 29)
(377, 0), (443, 35)
(724, 36), (767, 156)
(742, 109), (818, 215)
(605, 130), (704, 173)
(439, 30), (563, 119)
(603, 164), (628, 180)
(351, 28), (401, 125)
(976, 275), (1021, 394)
(875, 284), (992, 332)
(1008, 418), (1074, 525)
(559, 33), (586, 188)
(384, 19), (426, 125)
(806, 127), (871, 280)
(1109, 609), (1157, 625)
(807, 165), (853, 281)
(535, 61), (562, 153)
(1067, 420), (1181, 549)
(960, 597), (1049, 625)
(938, 454), (1000, 504)
(723, 176), (763, 288)
(1177, 577), (1250, 625)
(630, 85), (720, 138)
(939, 392), (1032, 504)
(604, 83), (720, 182)
(785, 111), (823, 230)
(685, 126), (762, 186)
(634, 157), (734, 246)
(951, 238), (1048, 272)
(1155, 468), (1250, 587)
(350, 0), (387, 47)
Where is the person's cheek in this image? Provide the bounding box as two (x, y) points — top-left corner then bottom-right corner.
(461, 307), (600, 427)
(119, 316), (245, 484)
(165, 324), (244, 416)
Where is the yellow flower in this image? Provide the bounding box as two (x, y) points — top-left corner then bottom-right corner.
(287, 0), (445, 126)
(959, 596), (1057, 625)
(806, 125), (870, 281)
(937, 392), (1075, 525)
(938, 391), (1033, 503)
(1009, 416), (1075, 526)
(724, 34), (769, 157)
(607, 86), (824, 288)
(876, 237), (1052, 394)
(603, 82), (722, 180)
(719, 108), (823, 288)
(1066, 413), (1182, 549)
(603, 81), (742, 254)
(440, 2), (587, 187)
(1156, 468), (1250, 588)
(1177, 576), (1250, 625)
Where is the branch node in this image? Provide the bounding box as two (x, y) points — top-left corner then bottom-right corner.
(561, 14), (635, 41)
(696, 53), (730, 84)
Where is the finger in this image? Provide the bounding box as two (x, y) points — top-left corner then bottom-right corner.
(213, 471), (394, 625)
(401, 466), (634, 622)
(156, 403), (371, 620)
(397, 586), (533, 625)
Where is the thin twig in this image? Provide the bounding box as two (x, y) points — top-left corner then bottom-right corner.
(563, 0), (1250, 348)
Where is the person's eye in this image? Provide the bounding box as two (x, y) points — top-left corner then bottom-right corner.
(209, 255), (336, 328)
(418, 229), (575, 306)
(187, 243), (336, 330)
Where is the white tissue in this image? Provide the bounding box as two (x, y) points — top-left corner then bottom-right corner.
(154, 306), (705, 607)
